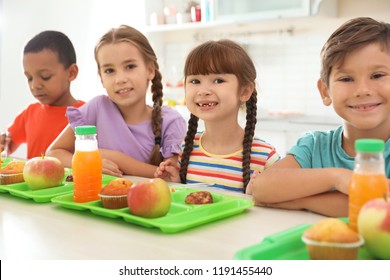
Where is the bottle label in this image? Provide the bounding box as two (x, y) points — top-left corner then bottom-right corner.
(75, 139), (98, 151)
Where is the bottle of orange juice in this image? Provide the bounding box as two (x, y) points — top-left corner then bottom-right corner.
(348, 139), (388, 232)
(72, 125), (102, 203)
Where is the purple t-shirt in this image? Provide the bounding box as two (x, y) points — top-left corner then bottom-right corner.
(66, 95), (186, 162)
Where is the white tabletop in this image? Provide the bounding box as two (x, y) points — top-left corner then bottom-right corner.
(0, 177), (324, 260)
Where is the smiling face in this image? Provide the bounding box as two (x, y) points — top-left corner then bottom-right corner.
(97, 42), (155, 111)
(185, 73), (247, 123)
(23, 49), (76, 106)
(318, 43), (390, 134)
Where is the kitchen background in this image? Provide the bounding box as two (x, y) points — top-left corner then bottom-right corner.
(0, 0), (389, 158)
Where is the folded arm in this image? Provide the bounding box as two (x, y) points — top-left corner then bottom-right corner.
(47, 125), (167, 178)
(251, 154), (352, 207)
(258, 191), (348, 217)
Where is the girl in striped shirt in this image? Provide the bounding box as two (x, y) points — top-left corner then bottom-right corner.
(155, 39), (280, 193)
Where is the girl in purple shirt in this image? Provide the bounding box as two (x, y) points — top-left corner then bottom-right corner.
(47, 25), (186, 177)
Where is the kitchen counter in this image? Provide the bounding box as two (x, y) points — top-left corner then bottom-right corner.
(0, 177), (324, 260)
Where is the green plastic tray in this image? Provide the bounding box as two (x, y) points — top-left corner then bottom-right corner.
(234, 222), (374, 260)
(0, 172), (117, 203)
(51, 187), (254, 233)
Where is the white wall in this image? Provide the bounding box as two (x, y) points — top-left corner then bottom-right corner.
(1, 0), (390, 158)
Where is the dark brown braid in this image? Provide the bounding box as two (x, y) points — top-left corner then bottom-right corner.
(149, 69), (164, 165)
(242, 90), (257, 192)
(179, 114), (199, 183)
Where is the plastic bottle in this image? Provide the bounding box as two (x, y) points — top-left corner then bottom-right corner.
(72, 125), (102, 203)
(348, 139), (389, 232)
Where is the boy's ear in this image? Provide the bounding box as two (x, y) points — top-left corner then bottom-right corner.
(317, 79), (332, 106)
(68, 64), (79, 81)
(240, 83), (255, 102)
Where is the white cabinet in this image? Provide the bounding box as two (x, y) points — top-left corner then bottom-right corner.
(214, 0), (314, 21)
(143, 0), (335, 33)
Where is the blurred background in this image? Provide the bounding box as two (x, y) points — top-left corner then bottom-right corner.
(1, 0), (389, 157)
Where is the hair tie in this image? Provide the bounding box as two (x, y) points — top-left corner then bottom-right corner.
(154, 136), (161, 145)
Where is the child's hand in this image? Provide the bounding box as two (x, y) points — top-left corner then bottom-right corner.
(154, 159), (180, 183)
(102, 158), (123, 177)
(334, 168), (353, 195)
(0, 132), (11, 156)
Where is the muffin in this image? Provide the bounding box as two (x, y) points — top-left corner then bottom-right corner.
(0, 161), (26, 185)
(302, 218), (364, 260)
(99, 178), (133, 209)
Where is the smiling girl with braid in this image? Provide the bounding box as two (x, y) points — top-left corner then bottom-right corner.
(155, 39), (280, 192)
(47, 25), (186, 177)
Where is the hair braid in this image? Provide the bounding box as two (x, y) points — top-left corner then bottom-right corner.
(180, 114), (199, 183)
(242, 90), (257, 192)
(148, 69), (164, 165)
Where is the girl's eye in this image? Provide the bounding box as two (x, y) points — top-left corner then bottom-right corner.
(214, 78), (224, 84)
(126, 64), (136, 70)
(189, 79), (200, 84)
(372, 73), (385, 79)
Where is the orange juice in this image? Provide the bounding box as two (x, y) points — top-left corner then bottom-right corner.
(72, 150), (102, 203)
(348, 173), (388, 232)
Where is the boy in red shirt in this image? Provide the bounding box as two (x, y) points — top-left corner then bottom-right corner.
(1, 31), (84, 159)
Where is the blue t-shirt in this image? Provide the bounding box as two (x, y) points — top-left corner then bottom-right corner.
(288, 126), (390, 177)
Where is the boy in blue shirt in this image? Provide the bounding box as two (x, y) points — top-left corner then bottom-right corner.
(248, 17), (390, 217)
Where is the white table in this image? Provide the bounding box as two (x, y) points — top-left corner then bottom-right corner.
(0, 178), (324, 260)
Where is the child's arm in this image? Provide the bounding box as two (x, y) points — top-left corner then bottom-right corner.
(98, 149), (160, 178)
(47, 126), (123, 177)
(46, 125), (75, 167)
(47, 125), (166, 178)
(258, 191), (348, 217)
(251, 154), (352, 204)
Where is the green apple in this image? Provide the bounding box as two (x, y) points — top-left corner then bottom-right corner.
(127, 178), (171, 218)
(23, 155), (65, 190)
(357, 197), (390, 259)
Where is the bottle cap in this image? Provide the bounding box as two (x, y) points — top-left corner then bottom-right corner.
(355, 138), (384, 153)
(75, 125), (97, 135)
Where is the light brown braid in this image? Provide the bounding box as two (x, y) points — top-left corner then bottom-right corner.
(149, 69), (164, 165)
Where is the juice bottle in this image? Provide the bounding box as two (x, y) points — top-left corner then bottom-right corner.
(348, 139), (389, 232)
(72, 125), (102, 203)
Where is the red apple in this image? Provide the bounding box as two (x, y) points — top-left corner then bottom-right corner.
(357, 197), (390, 259)
(127, 178), (171, 218)
(23, 155), (65, 190)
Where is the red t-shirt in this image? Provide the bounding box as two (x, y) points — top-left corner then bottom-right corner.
(8, 100), (85, 159)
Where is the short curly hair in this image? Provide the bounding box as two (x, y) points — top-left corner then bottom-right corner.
(24, 30), (76, 68)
